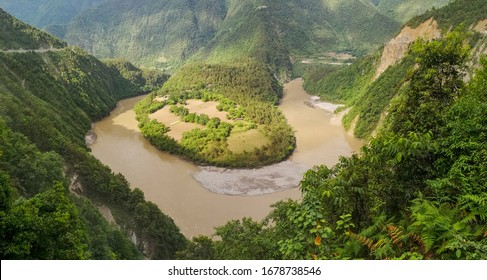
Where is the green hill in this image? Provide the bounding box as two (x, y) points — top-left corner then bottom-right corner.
(63, 0), (228, 71)
(373, 0), (453, 23)
(0, 0), (106, 29)
(0, 9), (184, 259)
(197, 0), (399, 76)
(0, 8), (66, 50)
(135, 60), (295, 167)
(303, 0), (487, 138)
(50, 0), (399, 73)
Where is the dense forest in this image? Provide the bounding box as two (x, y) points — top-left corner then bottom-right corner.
(178, 31), (487, 260)
(0, 9), (185, 259)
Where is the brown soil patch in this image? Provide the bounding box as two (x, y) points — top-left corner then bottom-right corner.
(185, 100), (233, 122)
(149, 106), (203, 141)
(474, 19), (487, 34)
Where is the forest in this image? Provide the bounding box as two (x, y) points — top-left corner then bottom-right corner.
(177, 31), (487, 260)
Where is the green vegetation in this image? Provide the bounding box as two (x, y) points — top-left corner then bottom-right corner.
(0, 8), (66, 50)
(103, 58), (170, 93)
(4, 0), (401, 75)
(136, 61), (296, 167)
(301, 0), (487, 139)
(63, 0), (228, 70)
(196, 0), (399, 75)
(372, 0), (452, 23)
(178, 32), (487, 260)
(0, 12), (186, 259)
(407, 0), (487, 30)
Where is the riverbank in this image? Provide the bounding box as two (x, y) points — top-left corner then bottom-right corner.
(89, 79), (362, 237)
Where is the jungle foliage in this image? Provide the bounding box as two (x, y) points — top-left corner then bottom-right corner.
(178, 31), (487, 260)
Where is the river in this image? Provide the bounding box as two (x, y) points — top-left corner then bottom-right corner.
(89, 79), (362, 237)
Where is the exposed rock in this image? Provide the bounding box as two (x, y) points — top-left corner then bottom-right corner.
(85, 124), (97, 145)
(375, 18), (441, 79)
(69, 173), (84, 195)
(97, 205), (116, 225)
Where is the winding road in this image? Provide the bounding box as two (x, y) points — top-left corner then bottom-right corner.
(0, 47), (64, 53)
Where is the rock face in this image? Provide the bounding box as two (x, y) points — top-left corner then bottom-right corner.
(374, 18), (441, 79)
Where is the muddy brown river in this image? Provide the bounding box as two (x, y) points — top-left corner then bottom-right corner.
(90, 79), (362, 237)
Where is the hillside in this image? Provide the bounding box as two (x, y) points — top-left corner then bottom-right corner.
(195, 0), (399, 76)
(0, 0), (106, 32)
(30, 0), (400, 73)
(0, 9), (184, 259)
(303, 0), (487, 138)
(0, 8), (66, 50)
(373, 0), (452, 23)
(63, 0), (228, 71)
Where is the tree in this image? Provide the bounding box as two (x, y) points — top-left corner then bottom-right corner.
(0, 183), (90, 259)
(388, 29), (470, 136)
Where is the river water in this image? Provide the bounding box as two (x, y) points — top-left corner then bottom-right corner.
(89, 79), (362, 237)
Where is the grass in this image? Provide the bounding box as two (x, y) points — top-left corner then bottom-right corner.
(227, 128), (270, 153)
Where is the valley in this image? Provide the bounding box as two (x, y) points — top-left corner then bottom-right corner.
(1, 0), (486, 260)
(89, 78), (362, 237)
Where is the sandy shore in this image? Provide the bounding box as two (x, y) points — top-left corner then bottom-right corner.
(310, 96), (344, 112)
(193, 161), (309, 196)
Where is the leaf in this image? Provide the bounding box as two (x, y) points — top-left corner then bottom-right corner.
(315, 236), (321, 246)
(456, 249), (461, 259)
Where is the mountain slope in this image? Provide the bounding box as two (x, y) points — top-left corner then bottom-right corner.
(58, 0), (399, 73)
(64, 0), (227, 70)
(0, 0), (106, 29)
(197, 0), (399, 76)
(0, 8), (66, 50)
(373, 0), (452, 23)
(303, 0), (487, 138)
(0, 9), (185, 259)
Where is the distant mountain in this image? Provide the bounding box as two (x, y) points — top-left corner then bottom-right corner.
(0, 0), (106, 28)
(55, 0), (399, 73)
(196, 0), (399, 76)
(0, 8), (66, 50)
(63, 0), (227, 70)
(371, 0), (453, 23)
